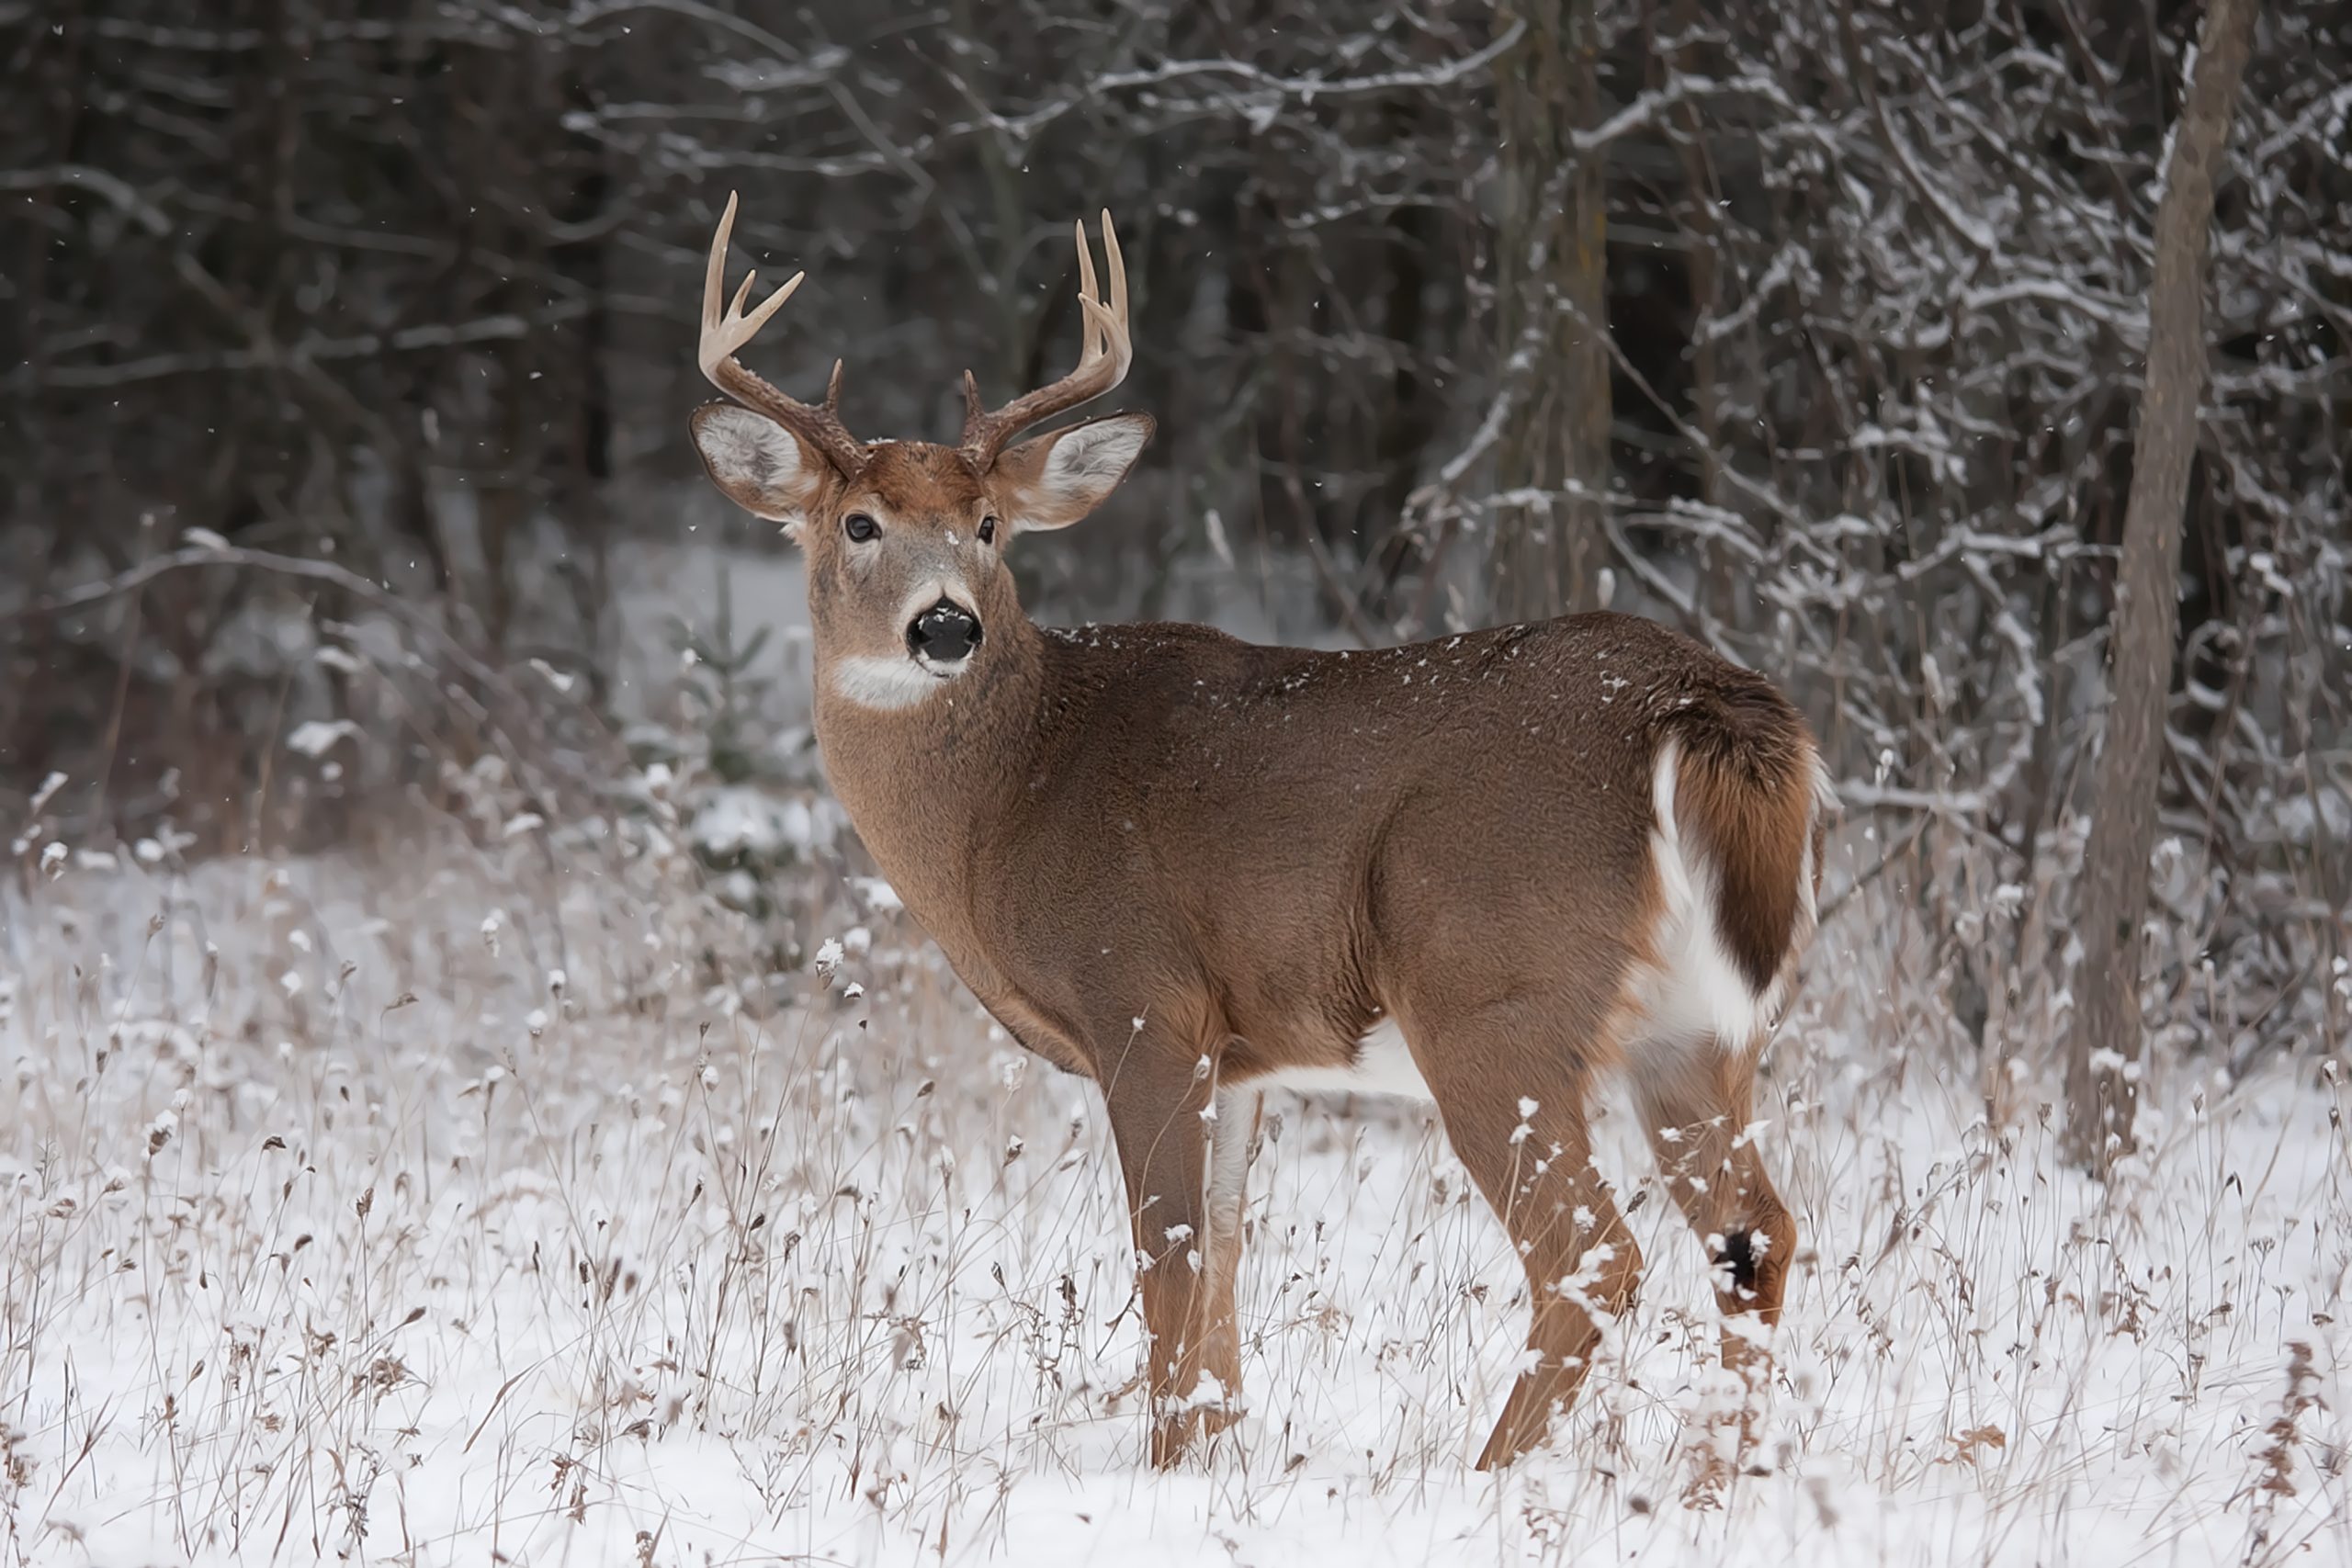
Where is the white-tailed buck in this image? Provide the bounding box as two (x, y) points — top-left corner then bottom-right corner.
(688, 194), (1831, 1469)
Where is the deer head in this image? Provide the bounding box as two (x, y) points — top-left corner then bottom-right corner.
(688, 194), (1154, 711)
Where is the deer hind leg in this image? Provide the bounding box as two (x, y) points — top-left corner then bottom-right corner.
(1104, 1047), (1256, 1468)
(1629, 1035), (1795, 1389)
(1406, 1011), (1641, 1470)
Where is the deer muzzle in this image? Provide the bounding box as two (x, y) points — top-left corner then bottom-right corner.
(908, 598), (983, 666)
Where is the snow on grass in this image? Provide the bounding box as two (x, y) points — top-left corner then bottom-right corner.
(2, 827), (2346, 1567)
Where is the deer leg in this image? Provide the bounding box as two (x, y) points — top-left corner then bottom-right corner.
(1629, 1038), (1795, 1379)
(1194, 1084), (1261, 1437)
(1103, 1051), (1251, 1467)
(1408, 1023), (1640, 1470)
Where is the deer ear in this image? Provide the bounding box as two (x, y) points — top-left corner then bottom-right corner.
(992, 412), (1154, 534)
(691, 403), (829, 534)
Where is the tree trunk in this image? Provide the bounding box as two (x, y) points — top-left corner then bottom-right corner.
(2065, 0), (2257, 1175)
(1491, 0), (1611, 624)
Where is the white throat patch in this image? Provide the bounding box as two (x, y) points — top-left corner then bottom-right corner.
(830, 654), (951, 712)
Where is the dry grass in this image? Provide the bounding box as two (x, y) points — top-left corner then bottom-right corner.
(2, 798), (2346, 1567)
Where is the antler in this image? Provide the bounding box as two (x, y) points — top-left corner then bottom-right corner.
(960, 210), (1134, 467)
(698, 192), (867, 479)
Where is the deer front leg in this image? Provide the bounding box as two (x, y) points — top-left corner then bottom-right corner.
(1197, 1083), (1261, 1427)
(1104, 1053), (1255, 1467)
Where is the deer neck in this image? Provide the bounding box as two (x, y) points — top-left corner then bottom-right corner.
(808, 612), (1049, 923)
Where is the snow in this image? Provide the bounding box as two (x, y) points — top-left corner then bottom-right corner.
(1, 842), (2346, 1567)
(687, 784), (823, 863)
(285, 718), (361, 758)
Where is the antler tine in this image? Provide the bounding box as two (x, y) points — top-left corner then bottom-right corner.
(697, 192), (867, 478)
(1071, 218), (1102, 362)
(960, 209), (1136, 466)
(1099, 206), (1127, 345)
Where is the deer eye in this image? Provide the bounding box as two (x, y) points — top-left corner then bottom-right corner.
(842, 513), (879, 543)
(978, 514), (998, 546)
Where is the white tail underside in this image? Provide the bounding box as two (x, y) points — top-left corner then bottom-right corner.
(1623, 739), (1777, 1053)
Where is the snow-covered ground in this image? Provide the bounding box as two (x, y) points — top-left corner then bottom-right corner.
(3, 813), (2346, 1567)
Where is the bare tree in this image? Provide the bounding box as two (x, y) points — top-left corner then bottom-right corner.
(1489, 0), (1612, 622)
(2065, 0), (2261, 1174)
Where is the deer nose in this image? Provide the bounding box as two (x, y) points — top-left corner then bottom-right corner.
(908, 599), (982, 663)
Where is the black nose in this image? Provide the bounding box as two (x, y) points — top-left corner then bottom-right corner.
(908, 599), (982, 663)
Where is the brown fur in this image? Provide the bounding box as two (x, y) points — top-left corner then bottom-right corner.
(690, 254), (1826, 1472)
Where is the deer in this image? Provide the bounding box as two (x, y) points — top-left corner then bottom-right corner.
(685, 193), (1833, 1471)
